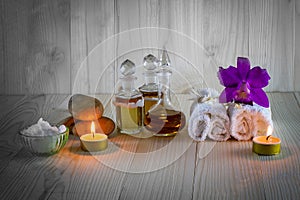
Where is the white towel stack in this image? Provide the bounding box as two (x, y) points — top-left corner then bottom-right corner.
(188, 89), (230, 142)
(228, 103), (273, 141)
(187, 88), (273, 142)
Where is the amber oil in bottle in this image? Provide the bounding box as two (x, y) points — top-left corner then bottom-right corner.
(139, 54), (159, 118)
(145, 49), (186, 136)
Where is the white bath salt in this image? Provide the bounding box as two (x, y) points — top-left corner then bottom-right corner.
(58, 125), (67, 133)
(21, 118), (66, 136)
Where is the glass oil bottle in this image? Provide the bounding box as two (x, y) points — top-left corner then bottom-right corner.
(144, 49), (186, 136)
(113, 59), (144, 134)
(139, 54), (159, 118)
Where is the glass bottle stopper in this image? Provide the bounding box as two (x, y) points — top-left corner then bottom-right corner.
(159, 49), (171, 67)
(120, 59), (135, 76)
(144, 54), (158, 71)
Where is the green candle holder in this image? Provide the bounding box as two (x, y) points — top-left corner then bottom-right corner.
(252, 136), (281, 156)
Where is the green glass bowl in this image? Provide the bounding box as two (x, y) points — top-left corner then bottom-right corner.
(19, 127), (69, 155)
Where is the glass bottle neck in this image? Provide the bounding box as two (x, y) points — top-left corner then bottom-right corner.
(121, 76), (136, 92)
(118, 76), (142, 99)
(157, 71), (172, 107)
(144, 72), (157, 85)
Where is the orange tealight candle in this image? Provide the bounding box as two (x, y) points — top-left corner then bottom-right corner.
(252, 126), (281, 155)
(80, 122), (108, 152)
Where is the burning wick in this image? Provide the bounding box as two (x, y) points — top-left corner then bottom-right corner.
(80, 121), (108, 152)
(266, 125), (273, 141)
(91, 121), (95, 139)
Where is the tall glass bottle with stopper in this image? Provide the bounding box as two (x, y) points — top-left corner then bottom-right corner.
(139, 54), (159, 118)
(114, 59), (144, 134)
(145, 49), (186, 136)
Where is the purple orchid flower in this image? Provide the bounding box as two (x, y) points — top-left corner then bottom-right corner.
(218, 57), (271, 108)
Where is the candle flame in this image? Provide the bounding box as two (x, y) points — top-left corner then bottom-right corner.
(91, 121), (95, 138)
(267, 125), (273, 136)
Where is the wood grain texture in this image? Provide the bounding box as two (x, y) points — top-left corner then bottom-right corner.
(41, 137), (196, 200)
(70, 0), (89, 93)
(0, 95), (68, 177)
(194, 141), (265, 199)
(0, 94), (196, 200)
(0, 95), (24, 120)
(295, 0), (300, 91)
(295, 92), (300, 104)
(71, 0), (115, 94)
(0, 135), (128, 200)
(0, 94), (69, 144)
(0, 93), (300, 199)
(201, 0), (249, 91)
(117, 143), (196, 200)
(262, 93), (300, 199)
(1, 0), (300, 94)
(115, 0), (207, 93)
(193, 93), (300, 199)
(249, 0), (295, 91)
(1, 0), (70, 94)
(0, 1), (4, 94)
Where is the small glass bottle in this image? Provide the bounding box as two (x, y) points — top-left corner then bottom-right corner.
(114, 59), (144, 134)
(139, 54), (159, 118)
(145, 49), (186, 136)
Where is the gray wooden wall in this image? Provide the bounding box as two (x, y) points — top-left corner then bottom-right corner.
(1, 0), (299, 95)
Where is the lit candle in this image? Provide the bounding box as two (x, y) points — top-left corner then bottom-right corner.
(80, 121), (108, 152)
(252, 126), (281, 155)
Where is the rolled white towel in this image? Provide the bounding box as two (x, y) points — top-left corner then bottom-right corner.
(228, 103), (273, 141)
(188, 88), (230, 142)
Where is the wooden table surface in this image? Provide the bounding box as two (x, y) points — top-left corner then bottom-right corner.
(0, 93), (300, 200)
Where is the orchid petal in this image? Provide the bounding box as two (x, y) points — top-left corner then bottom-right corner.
(233, 82), (252, 104)
(219, 87), (236, 103)
(219, 90), (227, 103)
(250, 88), (269, 108)
(218, 66), (240, 87)
(237, 57), (250, 81)
(247, 67), (271, 88)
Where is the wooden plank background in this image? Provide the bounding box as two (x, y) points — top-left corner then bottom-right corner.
(296, 0), (300, 91)
(0, 0), (71, 94)
(0, 0), (299, 94)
